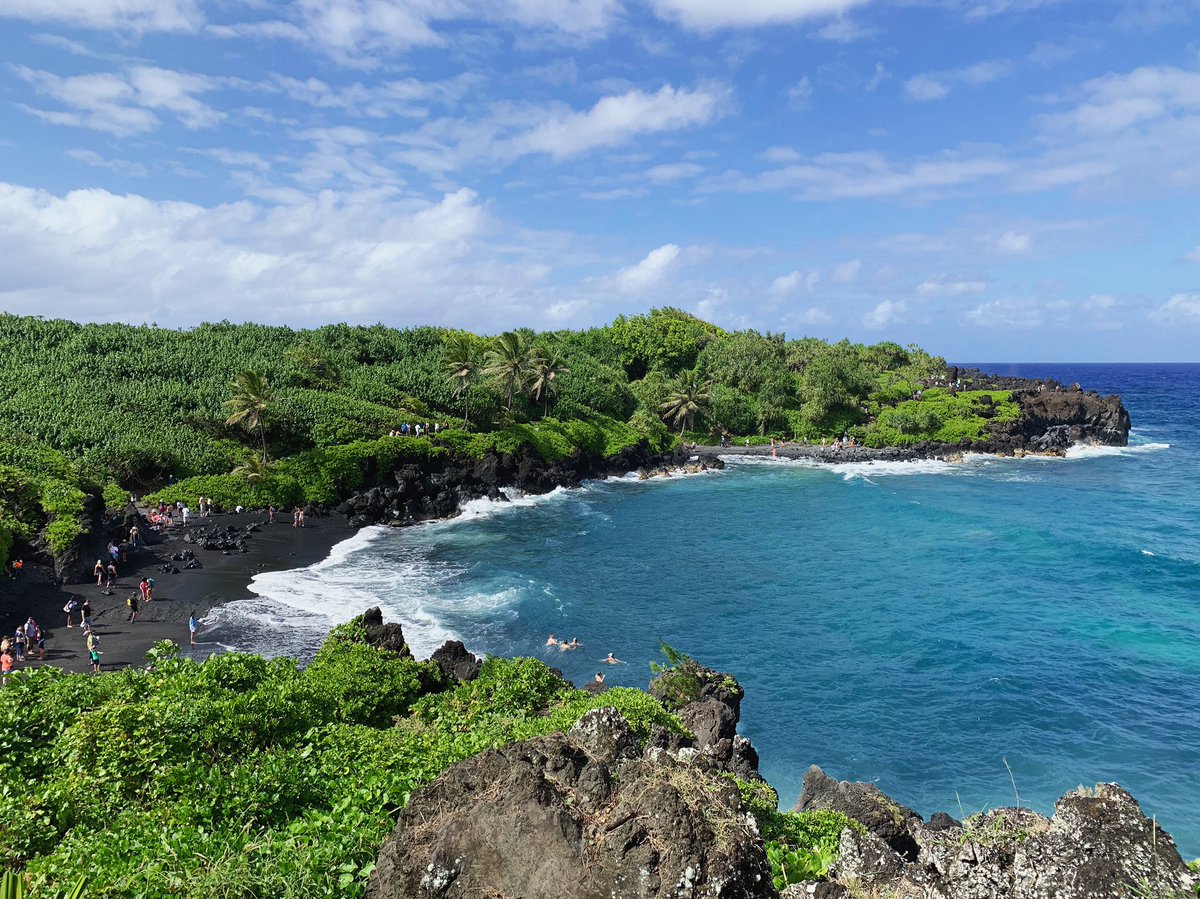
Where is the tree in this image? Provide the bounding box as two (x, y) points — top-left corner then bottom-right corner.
(224, 370), (273, 462)
(483, 331), (534, 413)
(442, 332), (478, 425)
(659, 369), (713, 436)
(527, 348), (570, 419)
(233, 454), (271, 484)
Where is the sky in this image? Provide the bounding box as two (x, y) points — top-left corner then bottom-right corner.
(1, 1), (1199, 360)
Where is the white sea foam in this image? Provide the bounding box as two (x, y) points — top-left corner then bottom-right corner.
(1064, 442), (1170, 460)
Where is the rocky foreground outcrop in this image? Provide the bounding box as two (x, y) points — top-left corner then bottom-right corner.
(367, 708), (773, 899)
(794, 766), (1198, 899)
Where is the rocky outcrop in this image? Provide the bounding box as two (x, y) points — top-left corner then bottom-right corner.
(806, 770), (1198, 899)
(1004, 386), (1131, 450)
(361, 606), (414, 660)
(429, 640), (481, 683)
(367, 708), (774, 899)
(649, 660), (762, 782)
(337, 443), (692, 530)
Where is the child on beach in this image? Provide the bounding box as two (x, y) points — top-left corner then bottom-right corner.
(86, 631), (102, 673)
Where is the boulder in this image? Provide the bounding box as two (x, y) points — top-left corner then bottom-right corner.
(792, 766), (921, 861)
(428, 640), (481, 684)
(360, 606), (414, 660)
(367, 709), (774, 899)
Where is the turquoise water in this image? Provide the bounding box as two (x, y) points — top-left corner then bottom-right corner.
(218, 364), (1200, 855)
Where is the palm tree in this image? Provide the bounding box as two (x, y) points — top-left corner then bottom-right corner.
(528, 348), (570, 419)
(224, 370), (273, 462)
(442, 332), (478, 426)
(660, 369), (713, 436)
(482, 331), (534, 413)
(233, 454), (271, 484)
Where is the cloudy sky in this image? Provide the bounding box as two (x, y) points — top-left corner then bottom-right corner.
(2, 0), (1199, 359)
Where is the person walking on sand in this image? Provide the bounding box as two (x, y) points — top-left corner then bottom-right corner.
(268, 505), (277, 525)
(126, 593), (139, 622)
(105, 560), (117, 589)
(86, 631), (102, 673)
(189, 612), (199, 646)
(64, 597), (79, 628)
(81, 599), (93, 633)
(93, 559), (104, 587)
(181, 504), (190, 527)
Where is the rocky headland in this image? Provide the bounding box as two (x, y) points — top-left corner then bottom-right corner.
(362, 612), (1195, 899)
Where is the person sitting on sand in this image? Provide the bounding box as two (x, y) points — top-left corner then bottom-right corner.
(545, 633), (558, 646)
(601, 652), (624, 664)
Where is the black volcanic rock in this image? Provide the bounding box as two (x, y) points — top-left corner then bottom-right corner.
(366, 709), (774, 899)
(360, 606), (413, 660)
(794, 765), (922, 862)
(429, 640), (481, 683)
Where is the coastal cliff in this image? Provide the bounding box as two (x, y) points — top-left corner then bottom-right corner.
(362, 615), (1196, 899)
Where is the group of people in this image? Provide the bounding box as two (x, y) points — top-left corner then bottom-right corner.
(387, 421), (444, 438)
(544, 634), (627, 687)
(1, 616), (47, 682)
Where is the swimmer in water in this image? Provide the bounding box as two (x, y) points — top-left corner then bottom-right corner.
(546, 633), (558, 646)
(594, 672), (605, 685)
(601, 652), (624, 664)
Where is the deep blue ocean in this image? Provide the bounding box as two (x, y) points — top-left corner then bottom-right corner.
(210, 364), (1200, 856)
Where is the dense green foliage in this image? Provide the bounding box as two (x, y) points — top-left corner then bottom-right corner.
(737, 778), (865, 890)
(0, 310), (983, 562)
(0, 627), (685, 898)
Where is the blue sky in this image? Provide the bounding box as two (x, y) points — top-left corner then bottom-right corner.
(1, 0), (1198, 360)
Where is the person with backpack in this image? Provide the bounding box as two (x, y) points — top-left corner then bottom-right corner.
(126, 593), (139, 622)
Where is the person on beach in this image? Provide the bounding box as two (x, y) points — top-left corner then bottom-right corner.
(126, 593), (139, 622)
(105, 560), (117, 589)
(81, 599), (93, 632)
(34, 622), (45, 660)
(298, 507), (306, 528)
(189, 612), (199, 646)
(129, 524), (140, 546)
(602, 653), (624, 664)
(146, 578), (155, 602)
(545, 633), (558, 646)
(94, 559), (104, 587)
(292, 507), (301, 528)
(1, 647), (14, 684)
(181, 505), (190, 527)
(268, 505), (277, 525)
(86, 631), (102, 673)
(13, 626), (26, 662)
(64, 598), (79, 628)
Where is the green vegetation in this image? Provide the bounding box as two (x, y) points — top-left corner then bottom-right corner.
(0, 308), (1013, 565)
(0, 624), (684, 898)
(736, 778), (865, 890)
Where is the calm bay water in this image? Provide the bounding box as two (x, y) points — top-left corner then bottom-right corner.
(210, 364), (1200, 855)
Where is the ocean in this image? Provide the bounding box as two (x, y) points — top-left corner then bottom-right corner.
(205, 363), (1200, 856)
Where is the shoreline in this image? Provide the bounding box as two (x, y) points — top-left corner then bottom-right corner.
(0, 511), (351, 674)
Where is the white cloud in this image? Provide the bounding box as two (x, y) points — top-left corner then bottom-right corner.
(759, 146), (801, 163)
(785, 306), (833, 327)
(863, 299), (904, 328)
(771, 269), (821, 294)
(964, 298), (1044, 329)
(65, 149), (149, 177)
(616, 243), (681, 292)
(0, 0), (201, 32)
(222, 0), (622, 62)
(518, 85), (727, 159)
(787, 77), (813, 108)
(904, 60), (1013, 102)
(814, 16), (875, 41)
(646, 0), (869, 30)
(1050, 66), (1200, 135)
(1151, 293), (1200, 325)
(706, 149), (1009, 200)
(644, 162), (705, 182)
(916, 274), (988, 297)
(15, 65), (221, 135)
(831, 258), (861, 282)
(991, 230), (1032, 255)
(0, 181), (581, 330)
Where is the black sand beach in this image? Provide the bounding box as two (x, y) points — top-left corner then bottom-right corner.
(0, 511), (352, 674)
